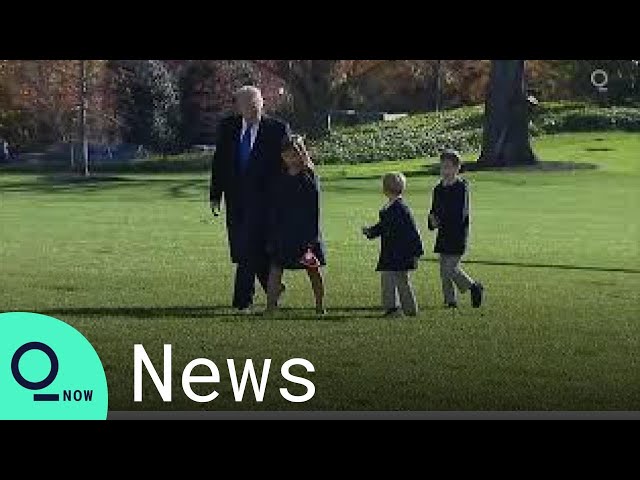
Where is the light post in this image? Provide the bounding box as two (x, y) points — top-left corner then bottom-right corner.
(590, 68), (609, 106)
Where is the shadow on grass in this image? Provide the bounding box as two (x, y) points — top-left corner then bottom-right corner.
(0, 155), (212, 174)
(1, 170), (424, 198)
(37, 305), (389, 321)
(460, 160), (599, 173)
(421, 258), (640, 274)
(0, 174), (209, 199)
(1, 158), (600, 198)
(322, 159), (599, 183)
(39, 305), (232, 318)
(0, 174), (135, 190)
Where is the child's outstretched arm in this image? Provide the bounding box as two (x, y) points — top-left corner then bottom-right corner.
(461, 179), (470, 225)
(427, 186), (441, 230)
(363, 210), (384, 239)
(362, 222), (382, 239)
(446, 179), (469, 228)
(405, 210), (425, 258)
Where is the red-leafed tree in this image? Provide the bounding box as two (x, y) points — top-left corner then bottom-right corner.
(168, 60), (286, 143)
(252, 60), (397, 133)
(0, 60), (117, 174)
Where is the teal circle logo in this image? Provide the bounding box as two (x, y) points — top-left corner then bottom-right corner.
(0, 312), (108, 420)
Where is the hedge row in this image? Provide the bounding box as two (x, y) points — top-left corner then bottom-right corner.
(308, 102), (640, 164)
(535, 106), (640, 134)
(4, 102), (639, 172)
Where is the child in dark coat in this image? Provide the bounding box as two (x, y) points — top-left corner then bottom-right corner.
(363, 172), (424, 317)
(428, 149), (484, 308)
(265, 135), (327, 315)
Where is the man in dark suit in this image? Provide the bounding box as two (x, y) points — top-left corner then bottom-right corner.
(210, 86), (290, 313)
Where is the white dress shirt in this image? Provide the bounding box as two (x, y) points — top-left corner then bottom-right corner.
(240, 117), (260, 151)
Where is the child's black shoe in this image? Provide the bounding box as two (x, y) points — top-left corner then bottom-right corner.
(470, 282), (484, 308)
(383, 307), (402, 317)
(444, 302), (458, 309)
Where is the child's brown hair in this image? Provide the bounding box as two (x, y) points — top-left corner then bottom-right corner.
(440, 149), (462, 167)
(281, 134), (315, 170)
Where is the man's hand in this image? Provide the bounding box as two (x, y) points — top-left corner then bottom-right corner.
(428, 213), (439, 228)
(362, 226), (371, 237)
(210, 200), (221, 217)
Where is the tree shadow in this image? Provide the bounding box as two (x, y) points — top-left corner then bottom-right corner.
(0, 155), (212, 175)
(461, 160), (599, 172)
(270, 306), (384, 321)
(1, 175), (157, 194)
(322, 160), (599, 183)
(0, 174), (123, 193)
(323, 165), (438, 183)
(4, 172), (435, 198)
(584, 147), (615, 152)
(280, 306), (379, 312)
(421, 258), (640, 274)
(35, 304), (390, 321)
(0, 174), (209, 200)
(1, 157), (601, 199)
(249, 313), (351, 322)
(38, 305), (234, 319)
(168, 178), (209, 199)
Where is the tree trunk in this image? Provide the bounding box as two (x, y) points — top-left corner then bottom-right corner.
(478, 60), (536, 166)
(79, 60), (90, 176)
(434, 60), (442, 112)
(290, 84), (331, 137)
(300, 61), (333, 137)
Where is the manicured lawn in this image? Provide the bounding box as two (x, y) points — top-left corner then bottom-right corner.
(1, 132), (638, 411)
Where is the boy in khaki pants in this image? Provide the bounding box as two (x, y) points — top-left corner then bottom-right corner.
(362, 172), (424, 316)
(428, 149), (484, 308)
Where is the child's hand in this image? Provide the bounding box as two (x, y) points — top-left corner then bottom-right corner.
(362, 226), (370, 237)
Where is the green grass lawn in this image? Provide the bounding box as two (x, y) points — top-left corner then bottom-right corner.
(1, 131), (639, 411)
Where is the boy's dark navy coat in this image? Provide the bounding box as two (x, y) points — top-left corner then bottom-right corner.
(428, 177), (470, 255)
(209, 114), (289, 263)
(365, 197), (424, 271)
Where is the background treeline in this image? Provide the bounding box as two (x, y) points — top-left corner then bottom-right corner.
(1, 60), (638, 154)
